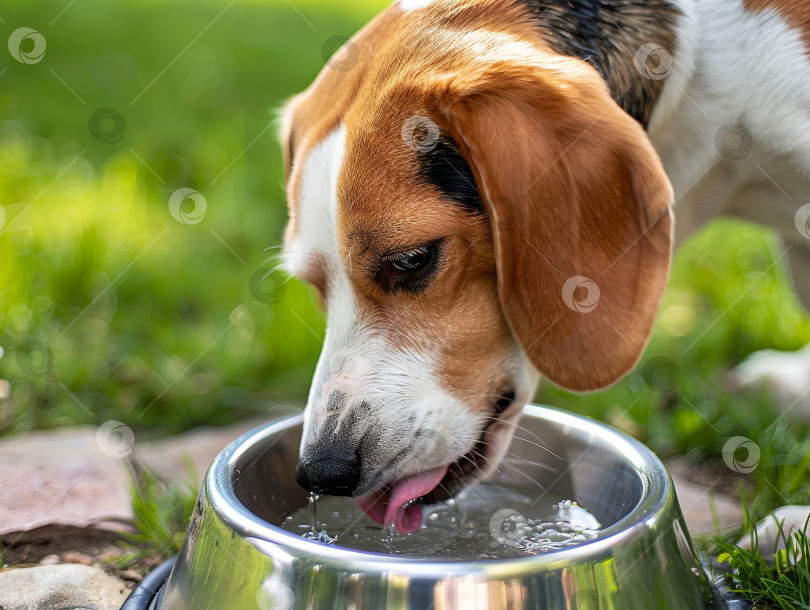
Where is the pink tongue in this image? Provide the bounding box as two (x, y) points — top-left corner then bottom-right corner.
(357, 465), (449, 534)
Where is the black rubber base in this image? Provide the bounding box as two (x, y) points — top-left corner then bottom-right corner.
(120, 556), (176, 610)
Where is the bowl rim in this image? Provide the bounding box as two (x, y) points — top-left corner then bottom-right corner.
(205, 403), (677, 573)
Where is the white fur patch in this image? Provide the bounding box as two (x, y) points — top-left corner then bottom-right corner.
(651, 0), (810, 427)
(650, 0), (810, 241)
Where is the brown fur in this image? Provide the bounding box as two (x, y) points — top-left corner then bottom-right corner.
(433, 59), (673, 391)
(284, 0), (673, 400)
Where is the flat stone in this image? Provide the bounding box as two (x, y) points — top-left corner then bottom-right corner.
(0, 564), (128, 610)
(136, 417), (269, 484)
(0, 428), (132, 537)
(668, 465), (744, 534)
(0, 417), (272, 538)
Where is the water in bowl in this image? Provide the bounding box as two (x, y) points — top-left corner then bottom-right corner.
(281, 483), (602, 560)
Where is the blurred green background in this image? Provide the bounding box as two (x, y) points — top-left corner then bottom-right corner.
(2, 0), (809, 510)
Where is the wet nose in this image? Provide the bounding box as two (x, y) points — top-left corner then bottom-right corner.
(295, 442), (361, 496)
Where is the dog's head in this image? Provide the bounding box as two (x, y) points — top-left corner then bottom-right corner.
(281, 0), (673, 532)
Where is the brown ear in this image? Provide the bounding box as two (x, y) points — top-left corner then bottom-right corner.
(433, 61), (673, 392)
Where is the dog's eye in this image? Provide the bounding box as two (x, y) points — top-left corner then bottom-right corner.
(377, 242), (440, 293)
(390, 247), (432, 272)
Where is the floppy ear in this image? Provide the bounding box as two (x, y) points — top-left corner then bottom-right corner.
(432, 61), (673, 392)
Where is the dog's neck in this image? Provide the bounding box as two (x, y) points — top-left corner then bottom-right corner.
(519, 0), (681, 127)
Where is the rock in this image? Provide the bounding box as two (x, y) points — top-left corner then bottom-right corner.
(728, 345), (810, 423)
(136, 416), (270, 484)
(0, 564), (128, 610)
(0, 416), (275, 538)
(737, 505), (810, 554)
(0, 428), (132, 536)
(62, 550), (94, 565)
(668, 467), (744, 534)
(38, 554), (60, 565)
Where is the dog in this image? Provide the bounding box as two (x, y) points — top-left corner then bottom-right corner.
(280, 0), (810, 534)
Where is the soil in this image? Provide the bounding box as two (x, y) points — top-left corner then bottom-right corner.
(1, 524), (165, 589)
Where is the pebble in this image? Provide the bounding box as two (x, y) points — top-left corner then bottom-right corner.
(62, 551), (93, 566)
(121, 569), (143, 582)
(0, 564), (128, 610)
(39, 554), (60, 566)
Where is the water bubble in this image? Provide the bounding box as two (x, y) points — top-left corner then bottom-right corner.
(302, 530), (337, 544)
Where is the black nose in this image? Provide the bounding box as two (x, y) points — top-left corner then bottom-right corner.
(295, 443), (361, 496)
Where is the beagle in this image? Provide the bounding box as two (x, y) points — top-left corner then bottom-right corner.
(281, 0), (810, 533)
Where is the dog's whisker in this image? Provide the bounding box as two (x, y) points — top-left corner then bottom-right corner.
(262, 251), (287, 265)
(495, 459), (548, 492)
(501, 455), (558, 473)
(474, 422), (564, 461)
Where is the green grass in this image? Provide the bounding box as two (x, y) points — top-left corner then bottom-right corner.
(111, 458), (199, 568)
(0, 0), (388, 436)
(1, 0), (809, 531)
(713, 499), (810, 609)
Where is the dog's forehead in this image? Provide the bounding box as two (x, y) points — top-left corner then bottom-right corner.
(282, 0), (550, 277)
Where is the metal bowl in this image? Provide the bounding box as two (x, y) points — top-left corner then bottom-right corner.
(158, 404), (710, 609)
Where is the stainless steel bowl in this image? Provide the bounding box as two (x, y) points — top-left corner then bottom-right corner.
(159, 404), (710, 609)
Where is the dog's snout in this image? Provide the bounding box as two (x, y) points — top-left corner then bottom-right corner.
(295, 442), (361, 496)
